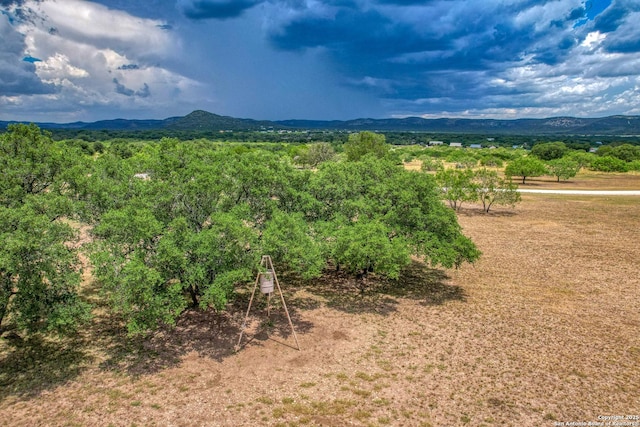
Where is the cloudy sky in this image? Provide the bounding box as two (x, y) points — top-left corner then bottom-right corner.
(1, 0), (639, 122)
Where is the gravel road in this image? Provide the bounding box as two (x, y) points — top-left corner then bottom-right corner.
(517, 189), (640, 195)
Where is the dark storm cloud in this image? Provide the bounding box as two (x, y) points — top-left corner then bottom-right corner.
(113, 78), (150, 97)
(137, 83), (151, 97)
(594, 0), (640, 53)
(0, 0), (25, 9)
(0, 5), (56, 96)
(5, 0), (635, 121)
(262, 0), (619, 108)
(90, 0), (178, 19)
(592, 0), (631, 32)
(266, 2), (526, 96)
(568, 6), (586, 20)
(270, 7), (443, 54)
(374, 0), (436, 4)
(113, 78), (134, 96)
(0, 59), (56, 96)
(177, 0), (262, 19)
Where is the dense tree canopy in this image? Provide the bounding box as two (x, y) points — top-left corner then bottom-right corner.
(1, 127), (481, 336)
(86, 134), (481, 333)
(531, 141), (568, 161)
(0, 124), (91, 334)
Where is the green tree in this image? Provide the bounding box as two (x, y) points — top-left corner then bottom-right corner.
(610, 144), (640, 162)
(261, 210), (324, 279)
(565, 151), (594, 169)
(589, 156), (628, 172)
(594, 145), (613, 157)
(0, 204), (91, 335)
(0, 124), (90, 335)
(86, 142), (323, 334)
(88, 143), (260, 334)
(306, 142), (336, 167)
(435, 168), (476, 211)
(547, 158), (581, 182)
(332, 220), (411, 290)
(531, 141), (568, 160)
(82, 138), (481, 331)
(505, 156), (548, 184)
(343, 131), (389, 161)
(310, 157), (480, 279)
(472, 168), (521, 213)
(0, 123), (64, 206)
(628, 160), (640, 172)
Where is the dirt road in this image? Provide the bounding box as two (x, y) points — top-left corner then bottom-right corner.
(517, 189), (640, 195)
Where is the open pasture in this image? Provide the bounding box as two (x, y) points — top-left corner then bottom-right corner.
(1, 175), (639, 426)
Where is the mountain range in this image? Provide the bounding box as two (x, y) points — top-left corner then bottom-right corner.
(3, 110), (640, 135)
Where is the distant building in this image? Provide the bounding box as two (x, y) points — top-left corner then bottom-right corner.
(469, 144), (482, 149)
(487, 138), (495, 142)
(429, 140), (444, 146)
(450, 142), (463, 148)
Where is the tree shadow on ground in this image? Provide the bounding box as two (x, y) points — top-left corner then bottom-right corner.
(520, 178), (560, 185)
(377, 260), (465, 307)
(0, 333), (93, 402)
(98, 296), (314, 377)
(0, 259), (459, 399)
(0, 289), (316, 401)
(278, 268), (400, 315)
(235, 306), (313, 352)
(280, 259), (465, 315)
(95, 308), (242, 376)
(457, 207), (518, 218)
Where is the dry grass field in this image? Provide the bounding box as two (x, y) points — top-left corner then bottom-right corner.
(1, 173), (639, 427)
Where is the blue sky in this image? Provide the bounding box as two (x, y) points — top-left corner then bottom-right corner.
(1, 0), (639, 122)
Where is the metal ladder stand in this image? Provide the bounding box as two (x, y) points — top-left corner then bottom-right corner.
(236, 255), (300, 351)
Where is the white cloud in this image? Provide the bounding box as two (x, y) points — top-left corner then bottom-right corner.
(36, 53), (89, 81)
(581, 31), (606, 48)
(514, 0), (582, 32)
(33, 0), (176, 58)
(1, 0), (204, 121)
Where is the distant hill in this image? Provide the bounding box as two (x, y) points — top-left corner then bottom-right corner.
(0, 110), (277, 133)
(2, 110), (640, 135)
(275, 115), (640, 135)
(164, 110), (277, 131)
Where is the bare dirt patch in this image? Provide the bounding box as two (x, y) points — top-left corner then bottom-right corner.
(1, 189), (639, 426)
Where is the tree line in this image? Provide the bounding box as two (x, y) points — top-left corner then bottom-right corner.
(1, 126), (480, 337)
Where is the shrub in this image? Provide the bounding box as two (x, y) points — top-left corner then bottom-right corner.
(420, 157), (445, 172)
(627, 160), (640, 172)
(479, 156), (504, 168)
(589, 156), (628, 172)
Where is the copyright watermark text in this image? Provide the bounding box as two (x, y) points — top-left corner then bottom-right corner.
(553, 415), (640, 426)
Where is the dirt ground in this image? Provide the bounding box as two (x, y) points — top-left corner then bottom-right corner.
(1, 173), (639, 427)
